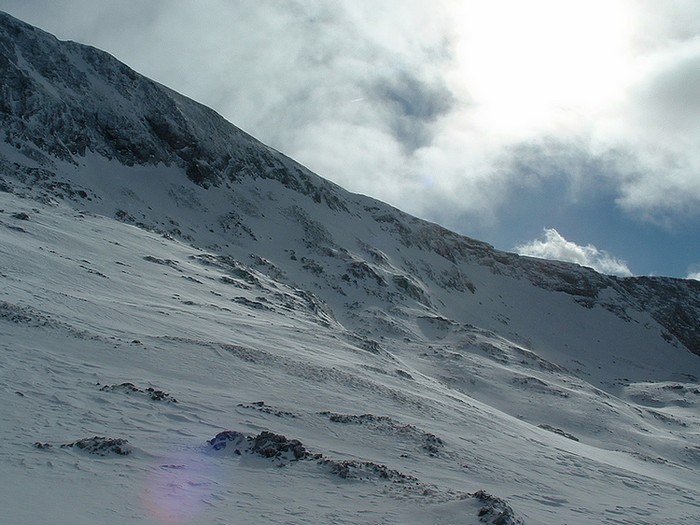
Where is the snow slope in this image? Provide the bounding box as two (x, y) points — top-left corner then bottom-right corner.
(1, 10), (700, 524)
(2, 192), (700, 524)
(2, 190), (699, 525)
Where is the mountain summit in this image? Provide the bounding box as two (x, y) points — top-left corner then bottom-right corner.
(1, 11), (699, 524)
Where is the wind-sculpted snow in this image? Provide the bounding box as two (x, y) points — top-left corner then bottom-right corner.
(2, 11), (700, 524)
(206, 428), (524, 522)
(319, 411), (445, 456)
(0, 191), (699, 523)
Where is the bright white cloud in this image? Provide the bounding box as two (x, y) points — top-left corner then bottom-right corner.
(453, 0), (635, 137)
(515, 229), (633, 276)
(687, 265), (700, 281)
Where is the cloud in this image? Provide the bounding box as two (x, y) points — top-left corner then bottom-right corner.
(687, 264), (700, 281)
(497, 139), (621, 200)
(604, 36), (700, 225)
(515, 228), (633, 277)
(368, 69), (455, 153)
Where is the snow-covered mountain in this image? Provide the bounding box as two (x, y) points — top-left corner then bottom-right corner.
(1, 11), (699, 524)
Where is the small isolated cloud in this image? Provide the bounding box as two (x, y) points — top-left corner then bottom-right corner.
(515, 228), (633, 276)
(687, 264), (700, 281)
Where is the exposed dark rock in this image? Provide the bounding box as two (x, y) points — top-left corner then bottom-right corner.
(619, 277), (700, 358)
(392, 274), (431, 306)
(208, 430), (314, 461)
(233, 296), (272, 310)
(360, 339), (382, 354)
(0, 11), (349, 204)
(251, 431), (308, 460)
(99, 382), (177, 403)
(208, 430), (247, 452)
(142, 255), (180, 270)
(237, 401), (297, 418)
(192, 254), (261, 287)
(35, 436), (132, 456)
(472, 490), (524, 525)
(319, 412), (444, 456)
(145, 387), (175, 402)
(63, 436), (131, 456)
(319, 458), (417, 482)
(347, 261), (386, 287)
(395, 369), (414, 380)
(207, 429), (423, 482)
(538, 424), (579, 442)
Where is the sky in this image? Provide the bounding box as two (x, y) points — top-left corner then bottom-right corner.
(1, 0), (699, 279)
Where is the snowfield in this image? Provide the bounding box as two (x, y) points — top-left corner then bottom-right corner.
(1, 10), (700, 524)
(1, 191), (699, 525)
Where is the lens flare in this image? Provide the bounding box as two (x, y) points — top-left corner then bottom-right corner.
(144, 452), (220, 524)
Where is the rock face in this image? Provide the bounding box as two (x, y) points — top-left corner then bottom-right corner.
(620, 277), (700, 357)
(473, 490), (524, 525)
(64, 436), (132, 456)
(99, 382), (177, 402)
(1, 6), (699, 368)
(208, 430), (311, 461)
(34, 436), (132, 456)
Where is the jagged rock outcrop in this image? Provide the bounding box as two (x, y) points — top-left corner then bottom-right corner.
(34, 436), (132, 456)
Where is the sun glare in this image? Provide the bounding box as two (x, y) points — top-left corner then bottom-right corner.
(452, 0), (635, 137)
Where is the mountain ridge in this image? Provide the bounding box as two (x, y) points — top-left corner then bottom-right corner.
(1, 10), (699, 363)
(0, 9), (347, 201)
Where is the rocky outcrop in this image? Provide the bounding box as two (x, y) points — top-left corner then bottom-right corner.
(208, 430), (313, 461)
(34, 436), (132, 456)
(99, 382), (177, 403)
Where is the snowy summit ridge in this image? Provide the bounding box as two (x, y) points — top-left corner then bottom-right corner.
(1, 11), (700, 524)
(0, 10), (343, 199)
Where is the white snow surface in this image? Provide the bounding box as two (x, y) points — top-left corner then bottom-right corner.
(1, 189), (699, 525)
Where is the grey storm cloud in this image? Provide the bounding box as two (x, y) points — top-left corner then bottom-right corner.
(368, 70), (455, 153)
(633, 48), (700, 131)
(498, 140), (617, 192)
